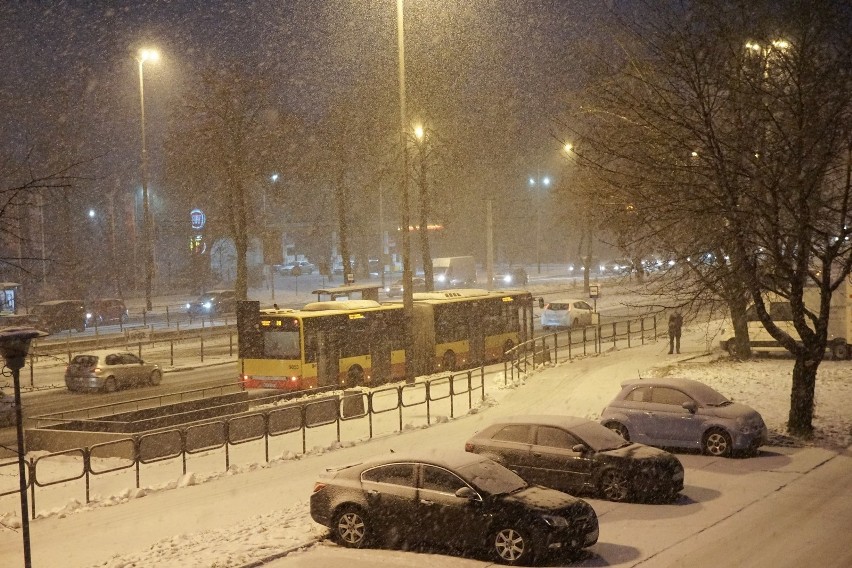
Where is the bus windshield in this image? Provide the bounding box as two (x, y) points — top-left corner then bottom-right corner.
(263, 330), (300, 359)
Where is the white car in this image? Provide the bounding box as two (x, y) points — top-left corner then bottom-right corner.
(540, 298), (594, 330)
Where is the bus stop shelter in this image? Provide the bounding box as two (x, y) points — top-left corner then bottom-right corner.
(311, 284), (382, 302)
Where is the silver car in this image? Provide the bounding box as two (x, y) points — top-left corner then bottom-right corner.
(540, 298), (594, 330)
(65, 353), (163, 393)
(600, 377), (768, 457)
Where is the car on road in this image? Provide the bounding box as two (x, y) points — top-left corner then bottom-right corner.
(464, 415), (684, 502)
(310, 450), (599, 565)
(496, 267), (529, 287)
(600, 377), (768, 457)
(0, 389), (15, 428)
(384, 277), (426, 298)
(86, 298), (129, 326)
(186, 289), (237, 316)
(65, 352), (162, 393)
(27, 299), (87, 334)
(540, 298), (594, 330)
(277, 260), (315, 276)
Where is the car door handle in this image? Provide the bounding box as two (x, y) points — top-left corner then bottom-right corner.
(645, 412), (654, 416)
(367, 489), (379, 496)
(532, 452), (542, 457)
(420, 499), (434, 506)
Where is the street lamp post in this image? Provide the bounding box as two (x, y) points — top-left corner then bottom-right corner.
(528, 174), (550, 274)
(136, 48), (159, 312)
(396, 0), (415, 383)
(414, 124), (434, 290)
(0, 326), (48, 568)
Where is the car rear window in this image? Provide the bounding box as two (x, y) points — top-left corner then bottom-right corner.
(71, 355), (98, 366)
(547, 303), (569, 311)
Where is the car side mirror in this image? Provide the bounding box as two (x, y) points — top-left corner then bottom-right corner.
(682, 400), (698, 413)
(455, 486), (479, 500)
(572, 443), (589, 453)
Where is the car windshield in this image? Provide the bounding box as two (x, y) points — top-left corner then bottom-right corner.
(455, 458), (527, 496)
(684, 382), (731, 406)
(571, 420), (632, 451)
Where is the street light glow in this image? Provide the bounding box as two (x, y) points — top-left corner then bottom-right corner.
(564, 143), (573, 153)
(139, 48), (160, 63)
(88, 209), (96, 218)
(542, 176), (551, 186)
(414, 124), (424, 140)
(271, 173), (279, 182)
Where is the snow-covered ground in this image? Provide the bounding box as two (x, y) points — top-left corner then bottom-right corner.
(1, 284), (850, 567)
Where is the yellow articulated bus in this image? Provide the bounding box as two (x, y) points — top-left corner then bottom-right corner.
(237, 289), (534, 392)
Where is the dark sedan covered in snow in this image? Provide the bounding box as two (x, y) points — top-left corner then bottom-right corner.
(465, 415), (684, 502)
(310, 450), (599, 565)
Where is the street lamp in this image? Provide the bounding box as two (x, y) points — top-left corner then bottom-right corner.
(0, 326), (48, 568)
(413, 123), (434, 290)
(396, 0), (415, 382)
(136, 48), (159, 312)
(529, 175), (551, 274)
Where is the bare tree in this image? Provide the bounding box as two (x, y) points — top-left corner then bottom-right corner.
(566, 0), (852, 437)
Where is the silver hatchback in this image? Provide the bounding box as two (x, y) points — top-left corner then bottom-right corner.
(65, 353), (162, 393)
(600, 377), (767, 457)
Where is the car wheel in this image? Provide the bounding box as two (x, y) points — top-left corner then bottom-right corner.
(605, 421), (630, 441)
(491, 526), (533, 565)
(703, 428), (732, 457)
(442, 350), (457, 372)
(149, 370), (162, 386)
(346, 365), (365, 387)
(103, 377), (118, 393)
(598, 468), (631, 502)
(831, 342), (849, 360)
(333, 506), (370, 548)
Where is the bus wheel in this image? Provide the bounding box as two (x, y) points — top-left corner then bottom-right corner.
(347, 365), (365, 386)
(831, 343), (849, 360)
(502, 340), (515, 362)
(442, 351), (457, 372)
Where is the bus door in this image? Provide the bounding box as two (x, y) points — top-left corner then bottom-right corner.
(315, 330), (340, 387)
(469, 319), (486, 366)
(369, 319), (392, 384)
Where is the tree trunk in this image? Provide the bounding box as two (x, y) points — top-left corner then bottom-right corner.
(788, 355), (817, 437)
(727, 292), (752, 359)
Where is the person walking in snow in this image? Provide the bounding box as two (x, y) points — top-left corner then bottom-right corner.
(668, 310), (683, 354)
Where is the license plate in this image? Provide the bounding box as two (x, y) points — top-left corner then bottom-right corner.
(262, 382), (278, 388)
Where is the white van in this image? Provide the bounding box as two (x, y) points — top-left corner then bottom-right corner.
(720, 277), (852, 359)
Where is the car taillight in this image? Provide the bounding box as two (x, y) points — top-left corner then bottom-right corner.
(312, 482), (327, 493)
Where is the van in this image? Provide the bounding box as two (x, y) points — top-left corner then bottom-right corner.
(432, 256), (477, 289)
(28, 300), (87, 334)
(720, 277), (852, 359)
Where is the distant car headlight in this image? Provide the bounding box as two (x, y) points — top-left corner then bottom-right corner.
(503, 274), (512, 283)
(86, 313), (93, 320)
(186, 303), (191, 309)
(541, 514), (570, 527)
(436, 274), (447, 282)
(203, 301), (212, 310)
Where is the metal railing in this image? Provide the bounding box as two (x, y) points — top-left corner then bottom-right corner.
(0, 369), (485, 518)
(504, 313), (661, 382)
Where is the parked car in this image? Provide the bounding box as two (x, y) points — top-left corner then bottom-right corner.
(278, 260), (315, 276)
(540, 299), (594, 330)
(86, 298), (129, 326)
(186, 289), (237, 316)
(0, 389), (15, 428)
(465, 415), (683, 502)
(600, 377), (768, 457)
(384, 277), (426, 298)
(27, 299), (87, 333)
(310, 450), (599, 565)
(64, 352), (162, 393)
(496, 267), (529, 287)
